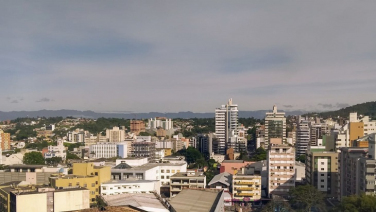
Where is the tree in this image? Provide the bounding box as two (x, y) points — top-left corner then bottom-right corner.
(237, 151), (251, 161)
(257, 199), (294, 212)
(250, 147), (267, 161)
(96, 195), (108, 211)
(288, 185), (326, 212)
(296, 155), (306, 163)
(45, 157), (62, 166)
(23, 152), (45, 165)
(67, 152), (80, 159)
(334, 193), (376, 212)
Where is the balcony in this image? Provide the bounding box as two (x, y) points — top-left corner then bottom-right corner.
(235, 193), (254, 197)
(234, 181), (254, 185)
(235, 187), (254, 191)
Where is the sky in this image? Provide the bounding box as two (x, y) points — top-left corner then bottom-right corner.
(1, 1), (376, 113)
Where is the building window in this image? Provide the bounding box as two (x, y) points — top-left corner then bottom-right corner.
(92, 183), (95, 187)
(69, 183), (72, 187)
(161, 176), (165, 179)
(95, 172), (98, 176)
(161, 170), (165, 173)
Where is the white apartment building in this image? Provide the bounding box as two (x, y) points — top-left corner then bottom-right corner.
(89, 142), (127, 158)
(296, 119), (310, 156)
(111, 162), (187, 186)
(148, 118), (173, 130)
(45, 140), (66, 160)
(264, 106), (286, 148)
(267, 144), (295, 198)
(106, 126), (125, 142)
(215, 98), (238, 155)
(101, 180), (160, 195)
(67, 129), (86, 143)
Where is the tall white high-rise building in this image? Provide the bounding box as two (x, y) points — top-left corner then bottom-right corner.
(215, 98), (238, 154)
(264, 105), (286, 148)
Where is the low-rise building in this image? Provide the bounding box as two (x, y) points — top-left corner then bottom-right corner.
(101, 180), (160, 195)
(233, 166), (262, 203)
(44, 139), (66, 160)
(49, 163), (111, 205)
(89, 142), (128, 159)
(0, 183), (89, 212)
(219, 160), (254, 175)
(169, 189), (224, 212)
(170, 171), (206, 198)
(131, 142), (156, 160)
(111, 162), (187, 187)
(207, 172), (232, 192)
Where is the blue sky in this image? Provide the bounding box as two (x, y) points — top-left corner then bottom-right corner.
(1, 1), (376, 113)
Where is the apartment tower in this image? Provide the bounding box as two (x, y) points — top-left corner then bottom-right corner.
(264, 105), (286, 148)
(215, 98), (238, 155)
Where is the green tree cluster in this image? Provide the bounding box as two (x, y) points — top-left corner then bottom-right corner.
(66, 152), (80, 159)
(296, 155), (306, 163)
(250, 147), (267, 161)
(73, 118), (130, 134)
(334, 193), (376, 212)
(45, 157), (63, 166)
(288, 185), (326, 212)
(23, 152), (45, 165)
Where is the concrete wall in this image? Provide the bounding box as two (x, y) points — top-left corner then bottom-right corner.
(15, 193), (47, 212)
(54, 189), (90, 211)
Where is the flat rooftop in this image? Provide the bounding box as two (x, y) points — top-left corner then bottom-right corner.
(171, 172), (205, 178)
(169, 189), (223, 212)
(112, 163), (186, 171)
(102, 180), (158, 185)
(102, 193), (168, 212)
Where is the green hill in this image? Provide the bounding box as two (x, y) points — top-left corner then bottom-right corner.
(314, 101), (376, 119)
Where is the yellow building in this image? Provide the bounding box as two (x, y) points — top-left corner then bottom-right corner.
(349, 122), (364, 146)
(232, 174), (261, 202)
(49, 163), (110, 205)
(163, 148), (172, 156)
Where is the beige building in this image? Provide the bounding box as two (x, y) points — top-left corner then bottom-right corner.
(267, 144), (295, 198)
(106, 126), (125, 142)
(0, 130), (11, 150)
(0, 184), (89, 212)
(170, 171), (206, 198)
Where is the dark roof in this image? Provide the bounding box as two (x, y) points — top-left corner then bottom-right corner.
(113, 163), (132, 169)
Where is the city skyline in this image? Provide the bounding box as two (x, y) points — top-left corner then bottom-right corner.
(2, 1), (376, 113)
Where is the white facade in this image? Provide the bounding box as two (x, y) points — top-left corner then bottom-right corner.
(267, 145), (295, 198)
(148, 118), (173, 130)
(111, 163), (187, 186)
(215, 98), (238, 155)
(45, 140), (66, 160)
(106, 126), (125, 142)
(101, 180), (160, 195)
(2, 153), (23, 165)
(67, 130), (85, 143)
(89, 142), (127, 158)
(116, 158), (149, 167)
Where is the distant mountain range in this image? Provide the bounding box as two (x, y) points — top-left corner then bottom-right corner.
(1, 101), (374, 120)
(310, 101), (376, 119)
(0, 109), (309, 120)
